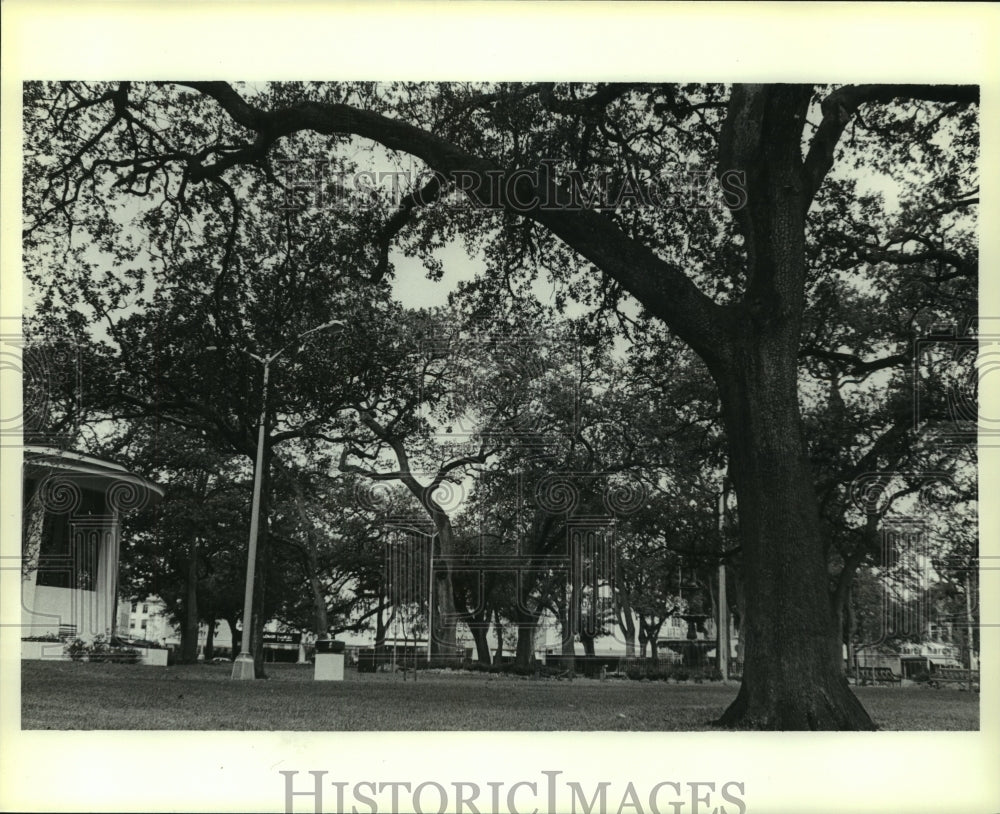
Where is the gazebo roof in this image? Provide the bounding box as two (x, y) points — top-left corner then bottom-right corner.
(23, 445), (165, 504)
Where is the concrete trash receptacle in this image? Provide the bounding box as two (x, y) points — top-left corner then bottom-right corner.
(314, 638), (345, 681)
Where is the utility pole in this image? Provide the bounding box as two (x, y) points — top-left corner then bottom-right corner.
(210, 319), (344, 680)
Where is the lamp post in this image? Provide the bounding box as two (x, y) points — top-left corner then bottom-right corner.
(211, 320), (344, 680)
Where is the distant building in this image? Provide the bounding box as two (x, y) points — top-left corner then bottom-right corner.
(854, 639), (965, 678)
(115, 598), (312, 662)
(115, 597), (174, 644)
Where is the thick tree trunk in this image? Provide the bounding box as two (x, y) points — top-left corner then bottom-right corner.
(306, 550), (329, 639)
(639, 617), (663, 664)
(514, 609), (540, 666)
(430, 570), (459, 660)
(616, 590), (637, 657)
(729, 557), (746, 664)
(226, 616), (240, 659)
(493, 608), (504, 664)
(225, 615), (239, 658)
(375, 602), (392, 667)
(453, 575), (493, 664)
(420, 512), (459, 661)
(179, 538), (200, 663)
(712, 330), (875, 730)
(351, 414), (464, 662)
(556, 587), (576, 674)
(469, 619), (492, 665)
(832, 537), (870, 672)
(288, 476), (330, 640)
(204, 618), (215, 661)
(832, 563), (856, 674)
(515, 623), (534, 665)
(560, 619), (576, 657)
(705, 84), (876, 730)
(623, 629), (636, 658)
(844, 586), (856, 677)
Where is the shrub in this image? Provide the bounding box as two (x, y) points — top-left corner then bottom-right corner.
(612, 661), (724, 683)
(109, 647), (141, 664)
(65, 638), (89, 661)
(113, 635), (164, 650)
(89, 634), (111, 657)
(63, 635), (142, 664)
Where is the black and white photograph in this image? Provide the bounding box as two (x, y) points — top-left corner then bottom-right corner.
(2, 3), (998, 813)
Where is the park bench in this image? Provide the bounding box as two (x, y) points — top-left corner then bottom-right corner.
(929, 667), (979, 691)
(857, 666), (901, 686)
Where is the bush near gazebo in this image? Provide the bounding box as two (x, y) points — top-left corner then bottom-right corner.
(64, 634), (141, 664)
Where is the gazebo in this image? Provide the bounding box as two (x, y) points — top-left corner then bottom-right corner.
(21, 446), (164, 643)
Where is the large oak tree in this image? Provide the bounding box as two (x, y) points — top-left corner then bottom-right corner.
(23, 81), (977, 729)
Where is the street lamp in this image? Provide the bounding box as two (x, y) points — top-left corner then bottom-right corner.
(209, 319), (344, 680)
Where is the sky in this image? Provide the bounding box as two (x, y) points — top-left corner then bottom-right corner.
(389, 244), (481, 310)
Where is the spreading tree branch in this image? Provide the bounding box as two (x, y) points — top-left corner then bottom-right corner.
(802, 84), (978, 211)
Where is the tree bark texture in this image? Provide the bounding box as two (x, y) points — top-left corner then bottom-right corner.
(204, 618), (215, 661)
(710, 86), (874, 728)
(179, 538), (200, 664)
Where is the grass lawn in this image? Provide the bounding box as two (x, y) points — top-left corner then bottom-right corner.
(20, 660), (979, 731)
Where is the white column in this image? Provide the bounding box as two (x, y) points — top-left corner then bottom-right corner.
(21, 492), (46, 630)
(94, 521), (118, 638)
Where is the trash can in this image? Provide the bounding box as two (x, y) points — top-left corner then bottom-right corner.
(314, 639), (345, 681)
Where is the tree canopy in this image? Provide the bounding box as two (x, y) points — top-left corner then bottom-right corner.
(22, 80), (978, 729)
